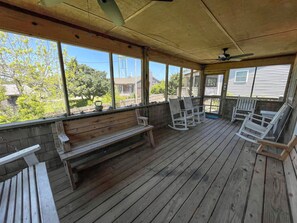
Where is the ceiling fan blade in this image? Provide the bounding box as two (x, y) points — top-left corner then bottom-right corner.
(229, 58), (242, 62)
(97, 0), (124, 26)
(40, 0), (64, 7)
(229, 53), (254, 59)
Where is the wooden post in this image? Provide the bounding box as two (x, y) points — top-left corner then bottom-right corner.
(142, 47), (149, 105)
(200, 65), (206, 105)
(250, 66), (258, 97)
(109, 53), (116, 108)
(57, 42), (71, 116)
(165, 64), (169, 101)
(178, 67), (183, 98)
(189, 69), (194, 97)
(220, 69), (229, 116)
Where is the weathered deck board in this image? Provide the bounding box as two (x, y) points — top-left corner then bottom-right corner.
(263, 158), (291, 223)
(244, 155), (266, 223)
(47, 118), (293, 223)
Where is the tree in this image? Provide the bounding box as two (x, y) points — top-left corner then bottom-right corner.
(0, 31), (64, 123)
(168, 73), (180, 96)
(0, 85), (6, 102)
(17, 94), (45, 121)
(151, 80), (165, 94)
(65, 58), (110, 101)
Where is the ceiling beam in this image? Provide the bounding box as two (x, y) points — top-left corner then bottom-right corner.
(199, 0), (244, 54)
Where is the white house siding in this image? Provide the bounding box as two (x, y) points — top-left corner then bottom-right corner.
(227, 65), (290, 99)
(252, 65), (290, 98)
(227, 67), (256, 97)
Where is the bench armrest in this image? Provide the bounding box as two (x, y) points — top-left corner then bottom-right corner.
(137, 116), (149, 126)
(0, 144), (40, 166)
(58, 133), (70, 143)
(257, 139), (288, 150)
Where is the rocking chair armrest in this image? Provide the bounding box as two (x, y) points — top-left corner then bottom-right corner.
(257, 139), (289, 150)
(193, 105), (205, 110)
(247, 114), (272, 125)
(250, 113), (273, 120)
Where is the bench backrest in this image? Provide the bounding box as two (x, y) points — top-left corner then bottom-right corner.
(63, 110), (138, 146)
(236, 97), (257, 111)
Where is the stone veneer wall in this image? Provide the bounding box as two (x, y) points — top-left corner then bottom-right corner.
(0, 123), (60, 181)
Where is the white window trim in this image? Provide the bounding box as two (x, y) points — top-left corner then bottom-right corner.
(234, 70), (249, 83)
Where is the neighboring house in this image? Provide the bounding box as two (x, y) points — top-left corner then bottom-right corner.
(0, 84), (31, 107)
(114, 74), (160, 97)
(181, 71), (200, 96)
(227, 65), (290, 98)
(1, 84), (21, 107)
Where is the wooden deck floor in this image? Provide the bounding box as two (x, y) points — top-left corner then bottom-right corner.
(48, 119), (292, 223)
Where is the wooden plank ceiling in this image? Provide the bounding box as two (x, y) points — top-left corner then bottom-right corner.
(1, 0), (297, 64)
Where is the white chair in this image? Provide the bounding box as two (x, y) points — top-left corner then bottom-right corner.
(183, 97), (206, 124)
(231, 97), (257, 122)
(168, 98), (195, 131)
(236, 103), (290, 144)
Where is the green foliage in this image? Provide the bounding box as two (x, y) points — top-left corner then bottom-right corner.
(0, 85), (7, 102)
(168, 73), (180, 96)
(151, 80), (165, 94)
(69, 98), (93, 109)
(0, 31), (66, 123)
(16, 94), (45, 121)
(65, 58), (110, 101)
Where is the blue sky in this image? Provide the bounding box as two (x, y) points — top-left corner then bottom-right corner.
(5, 31), (182, 81)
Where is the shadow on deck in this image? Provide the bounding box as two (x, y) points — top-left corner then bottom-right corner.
(48, 118), (291, 223)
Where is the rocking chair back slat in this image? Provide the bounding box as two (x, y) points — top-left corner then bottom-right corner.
(183, 97), (193, 110)
(169, 98), (182, 116)
(232, 97), (257, 122)
(168, 98), (195, 131)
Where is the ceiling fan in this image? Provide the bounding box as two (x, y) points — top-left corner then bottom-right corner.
(40, 0), (173, 26)
(214, 48), (254, 62)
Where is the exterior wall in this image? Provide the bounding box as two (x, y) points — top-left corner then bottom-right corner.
(0, 123), (61, 181)
(227, 67), (255, 97)
(0, 103), (173, 180)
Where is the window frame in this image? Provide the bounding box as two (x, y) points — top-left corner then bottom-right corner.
(234, 70), (249, 84)
(226, 64), (291, 101)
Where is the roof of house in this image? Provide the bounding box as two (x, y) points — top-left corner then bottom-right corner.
(2, 84), (31, 96)
(2, 84), (20, 96)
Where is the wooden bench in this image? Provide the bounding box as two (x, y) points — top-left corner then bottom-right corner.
(55, 109), (155, 189)
(257, 122), (297, 222)
(0, 145), (59, 223)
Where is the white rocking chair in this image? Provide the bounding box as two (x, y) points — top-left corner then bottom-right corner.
(231, 97), (257, 122)
(183, 97), (206, 124)
(236, 103), (290, 144)
(168, 98), (195, 131)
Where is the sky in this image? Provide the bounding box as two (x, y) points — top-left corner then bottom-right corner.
(4, 31), (184, 81)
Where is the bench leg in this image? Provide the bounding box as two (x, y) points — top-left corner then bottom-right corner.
(147, 130), (155, 148)
(64, 161), (77, 190)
